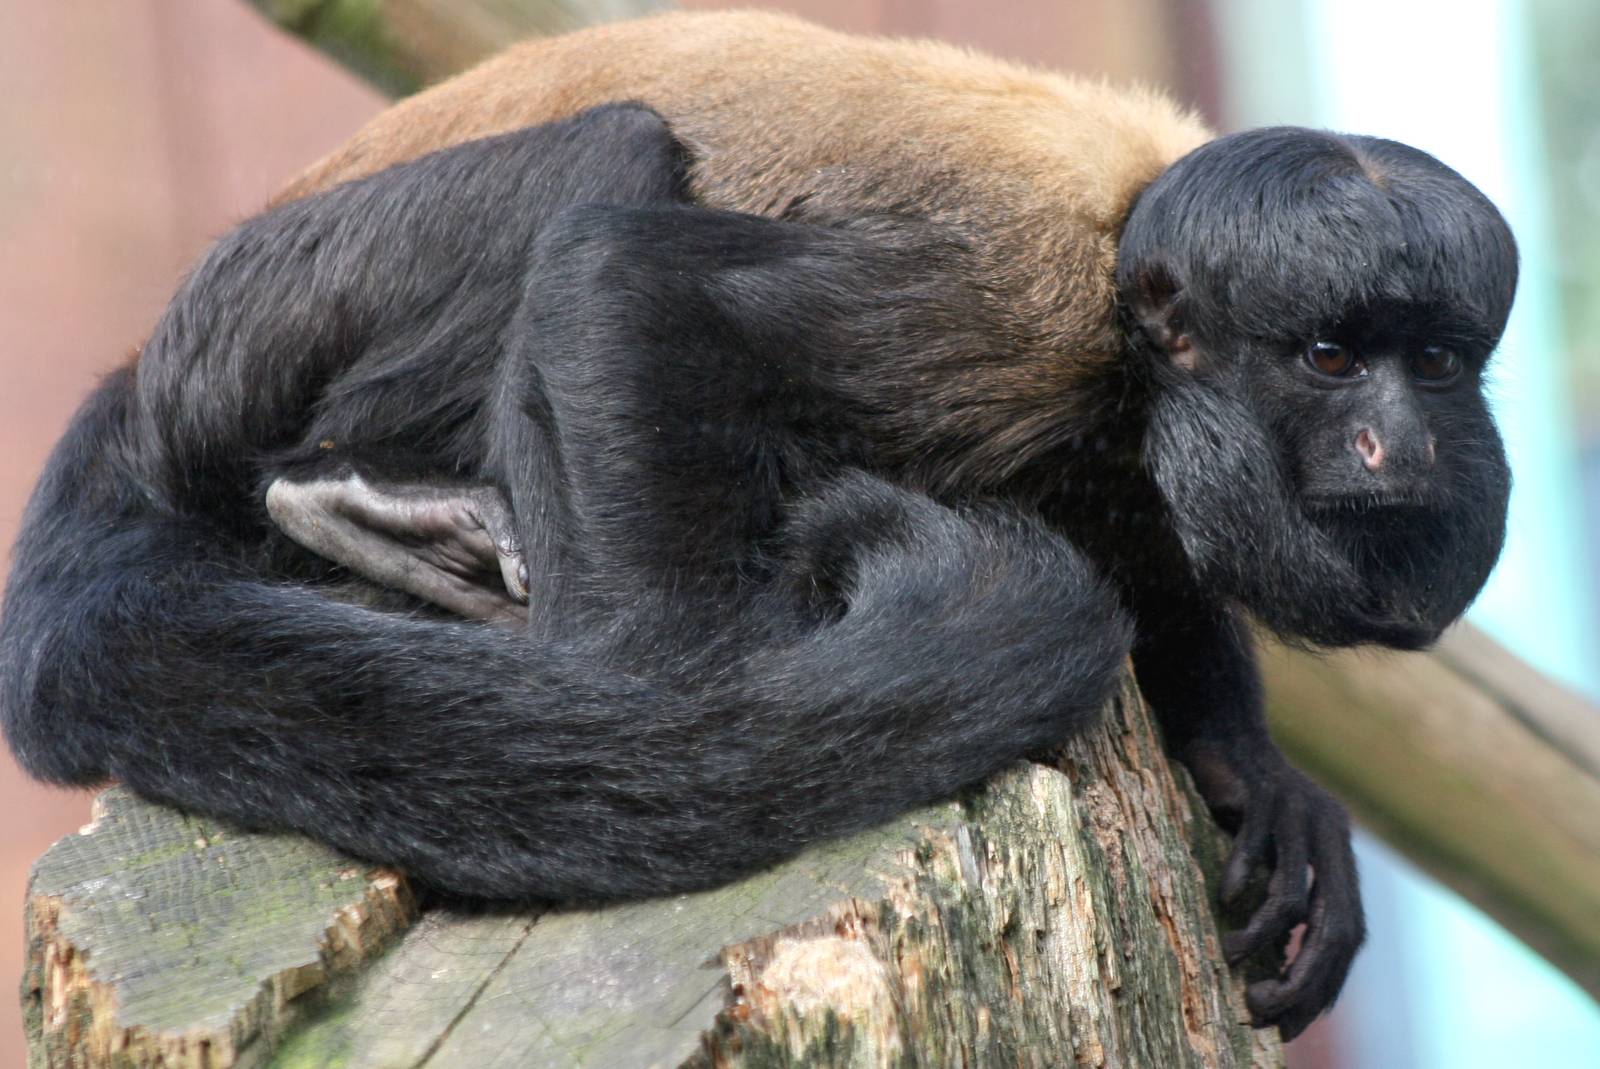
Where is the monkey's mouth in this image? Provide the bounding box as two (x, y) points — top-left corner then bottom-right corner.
(1299, 490), (1438, 516)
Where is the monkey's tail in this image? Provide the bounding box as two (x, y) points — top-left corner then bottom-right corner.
(1, 370), (1131, 900)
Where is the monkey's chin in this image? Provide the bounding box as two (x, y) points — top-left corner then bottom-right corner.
(1155, 492), (1472, 650)
(1274, 590), (1446, 652)
(1286, 503), (1501, 650)
(1233, 567), (1452, 652)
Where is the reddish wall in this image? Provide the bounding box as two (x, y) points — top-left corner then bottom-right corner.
(0, 4), (383, 1061)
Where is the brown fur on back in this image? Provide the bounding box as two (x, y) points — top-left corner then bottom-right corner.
(279, 11), (1212, 477)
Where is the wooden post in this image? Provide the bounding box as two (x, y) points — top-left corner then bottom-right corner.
(22, 673), (1281, 1068)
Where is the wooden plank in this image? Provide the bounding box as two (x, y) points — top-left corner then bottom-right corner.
(412, 823), (936, 1069)
(269, 909), (536, 1068)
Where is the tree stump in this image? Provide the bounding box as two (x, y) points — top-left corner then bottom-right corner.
(22, 673), (1281, 1068)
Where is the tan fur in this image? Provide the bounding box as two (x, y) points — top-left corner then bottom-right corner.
(279, 11), (1212, 477)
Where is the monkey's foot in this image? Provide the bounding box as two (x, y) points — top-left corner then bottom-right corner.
(267, 472), (529, 627)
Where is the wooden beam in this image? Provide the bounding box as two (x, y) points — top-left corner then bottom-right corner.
(245, 0), (667, 95)
(1260, 624), (1600, 1000)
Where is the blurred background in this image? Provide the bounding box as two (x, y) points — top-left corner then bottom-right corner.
(0, 1), (1595, 1066)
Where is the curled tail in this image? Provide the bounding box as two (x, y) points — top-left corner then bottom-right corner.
(2, 372), (1130, 900)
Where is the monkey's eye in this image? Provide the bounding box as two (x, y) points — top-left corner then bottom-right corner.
(1412, 345), (1462, 382)
(1305, 341), (1360, 377)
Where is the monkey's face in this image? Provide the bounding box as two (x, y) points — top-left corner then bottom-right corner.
(1118, 127), (1518, 649)
(1275, 323), (1512, 643)
(1262, 323), (1472, 508)
(1142, 319), (1510, 650)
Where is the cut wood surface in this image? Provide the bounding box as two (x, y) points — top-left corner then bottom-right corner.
(23, 788), (416, 1069)
(23, 674), (1281, 1069)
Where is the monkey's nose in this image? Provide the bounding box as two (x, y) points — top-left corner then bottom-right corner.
(1355, 428), (1385, 471)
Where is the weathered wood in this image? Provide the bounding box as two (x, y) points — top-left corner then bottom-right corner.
(24, 674), (1281, 1068)
(244, 0), (666, 95)
(23, 788), (416, 1069)
(1260, 623), (1600, 1001)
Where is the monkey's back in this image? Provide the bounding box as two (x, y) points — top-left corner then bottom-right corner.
(281, 12), (1210, 410)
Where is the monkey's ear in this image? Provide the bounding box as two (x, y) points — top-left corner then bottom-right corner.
(1127, 262), (1197, 371)
(266, 474), (529, 628)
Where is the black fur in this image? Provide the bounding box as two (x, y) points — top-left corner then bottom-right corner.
(0, 105), (1130, 901)
(1120, 127), (1515, 647)
(0, 108), (1516, 1041)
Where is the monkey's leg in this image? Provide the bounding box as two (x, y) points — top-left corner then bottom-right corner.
(7, 368), (1074, 902)
(241, 103), (701, 624)
(489, 201), (1006, 632)
(1132, 594), (1362, 1041)
(137, 101), (693, 523)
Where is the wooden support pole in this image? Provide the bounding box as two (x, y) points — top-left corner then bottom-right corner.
(1261, 624), (1600, 1000)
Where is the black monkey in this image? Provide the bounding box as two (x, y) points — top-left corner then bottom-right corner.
(0, 15), (1516, 1042)
(2, 104), (1133, 903)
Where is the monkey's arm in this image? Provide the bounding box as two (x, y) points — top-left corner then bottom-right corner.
(1132, 596), (1363, 1040)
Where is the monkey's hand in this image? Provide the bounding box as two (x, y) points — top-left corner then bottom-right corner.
(1181, 737), (1365, 1040)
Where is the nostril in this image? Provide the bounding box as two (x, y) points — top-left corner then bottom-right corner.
(1355, 428), (1385, 471)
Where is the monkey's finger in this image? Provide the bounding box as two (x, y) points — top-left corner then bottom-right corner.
(1220, 798), (1273, 908)
(1223, 869), (1308, 966)
(1245, 892), (1362, 1040)
(500, 553), (530, 603)
(463, 488), (529, 602)
(1246, 815), (1363, 1039)
(1247, 979), (1324, 1043)
(1223, 797), (1310, 963)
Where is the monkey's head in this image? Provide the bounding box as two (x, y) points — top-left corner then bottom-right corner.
(1116, 127), (1518, 649)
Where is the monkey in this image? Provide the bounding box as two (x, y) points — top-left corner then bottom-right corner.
(0, 12), (1516, 1042)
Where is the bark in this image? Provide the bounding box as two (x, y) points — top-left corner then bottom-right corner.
(23, 672), (1281, 1069)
